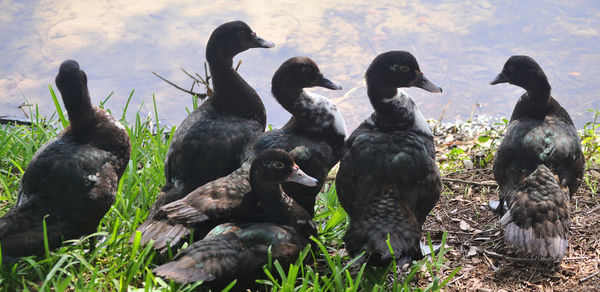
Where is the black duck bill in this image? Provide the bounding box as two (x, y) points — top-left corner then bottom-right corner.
(316, 75), (342, 90)
(412, 73), (442, 93)
(248, 32), (275, 48)
(286, 165), (318, 187)
(489, 73), (508, 85)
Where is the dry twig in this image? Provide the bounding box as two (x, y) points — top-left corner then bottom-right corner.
(433, 98), (453, 133)
(482, 250), (555, 264)
(580, 270), (600, 283)
(152, 71), (208, 99)
(442, 177), (498, 187)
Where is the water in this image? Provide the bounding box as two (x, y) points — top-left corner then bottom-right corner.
(1, 0), (599, 130)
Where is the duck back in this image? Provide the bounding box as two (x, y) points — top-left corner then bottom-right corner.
(491, 55), (584, 260)
(0, 60), (130, 262)
(336, 51), (442, 266)
(154, 150), (316, 289)
(135, 21), (272, 250)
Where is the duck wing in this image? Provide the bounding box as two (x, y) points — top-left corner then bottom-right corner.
(154, 222), (307, 287)
(161, 163), (253, 224)
(500, 164), (570, 259)
(0, 145), (118, 262)
(337, 127), (440, 265)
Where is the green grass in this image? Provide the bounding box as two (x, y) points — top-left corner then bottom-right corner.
(2, 86), (599, 290)
(0, 88), (466, 291)
(436, 118), (508, 174)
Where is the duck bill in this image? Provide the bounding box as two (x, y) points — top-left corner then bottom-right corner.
(249, 34), (275, 48)
(316, 75), (342, 90)
(490, 73), (508, 85)
(413, 74), (442, 93)
(286, 165), (318, 187)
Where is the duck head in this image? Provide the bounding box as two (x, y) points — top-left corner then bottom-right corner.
(250, 149), (318, 187)
(490, 55), (550, 92)
(272, 56), (342, 92)
(55, 60), (95, 132)
(206, 21), (274, 60)
(365, 51), (442, 93)
(55, 60), (90, 105)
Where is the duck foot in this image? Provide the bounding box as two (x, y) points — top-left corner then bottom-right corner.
(489, 199), (500, 212)
(420, 241), (442, 256)
(489, 199), (507, 214)
(86, 234), (107, 255)
(88, 236), (97, 254)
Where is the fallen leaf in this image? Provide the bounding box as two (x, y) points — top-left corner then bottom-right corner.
(467, 246), (478, 257)
(463, 159), (474, 170)
(460, 220), (472, 231)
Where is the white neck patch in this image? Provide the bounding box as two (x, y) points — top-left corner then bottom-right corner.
(387, 90), (432, 135)
(296, 91), (347, 137)
(411, 101), (432, 136)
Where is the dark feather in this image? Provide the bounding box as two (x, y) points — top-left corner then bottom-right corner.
(0, 60), (130, 262)
(155, 150), (317, 289)
(336, 51), (442, 266)
(136, 21), (270, 251)
(491, 55), (584, 260)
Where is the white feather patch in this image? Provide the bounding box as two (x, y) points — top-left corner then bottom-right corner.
(394, 91), (432, 136)
(412, 104), (432, 136)
(16, 193), (30, 207)
(104, 111), (126, 130)
(500, 210), (567, 260)
(297, 91), (347, 137)
(87, 174), (99, 182)
(281, 194), (295, 207)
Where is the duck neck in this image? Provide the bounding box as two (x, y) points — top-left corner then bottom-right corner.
(524, 79), (551, 107)
(367, 80), (400, 115)
(512, 77), (552, 120)
(271, 80), (303, 114)
(251, 177), (291, 224)
(206, 47), (266, 126)
(62, 84), (96, 138)
(276, 86), (347, 148)
(367, 81), (414, 130)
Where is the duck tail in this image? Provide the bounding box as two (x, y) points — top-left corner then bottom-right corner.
(161, 199), (210, 224)
(161, 164), (252, 224)
(154, 231), (242, 284)
(133, 218), (190, 253)
(500, 164), (570, 260)
(0, 211), (66, 263)
(131, 187), (191, 253)
(343, 188), (422, 266)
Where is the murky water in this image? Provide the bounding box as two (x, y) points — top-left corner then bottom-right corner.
(1, 0), (599, 130)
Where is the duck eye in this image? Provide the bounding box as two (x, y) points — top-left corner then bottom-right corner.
(274, 161), (284, 169)
(390, 64), (410, 72)
(300, 66), (311, 74)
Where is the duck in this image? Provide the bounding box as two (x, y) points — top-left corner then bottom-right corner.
(154, 149), (318, 289)
(0, 60), (131, 263)
(242, 56), (347, 215)
(135, 21), (274, 250)
(490, 55), (584, 260)
(153, 57), (344, 249)
(335, 51), (443, 266)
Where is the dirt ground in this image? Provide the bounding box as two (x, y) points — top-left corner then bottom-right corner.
(416, 124), (600, 291)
